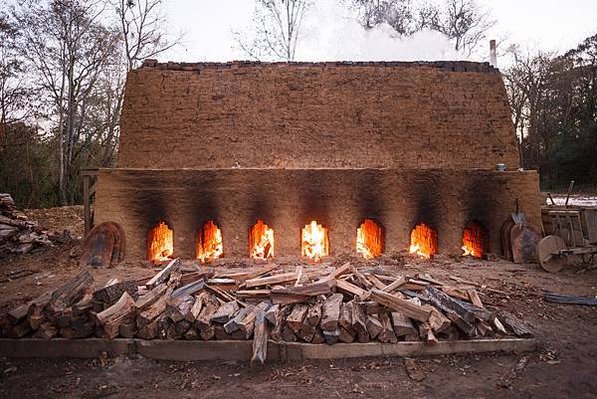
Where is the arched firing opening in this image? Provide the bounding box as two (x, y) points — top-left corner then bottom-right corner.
(249, 219), (275, 260)
(196, 220), (223, 263)
(147, 221), (173, 261)
(356, 219), (383, 259)
(409, 222), (438, 259)
(301, 220), (329, 262)
(462, 221), (488, 258)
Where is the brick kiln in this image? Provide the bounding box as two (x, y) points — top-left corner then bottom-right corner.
(93, 60), (542, 262)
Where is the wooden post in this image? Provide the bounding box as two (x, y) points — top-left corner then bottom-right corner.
(81, 168), (99, 236)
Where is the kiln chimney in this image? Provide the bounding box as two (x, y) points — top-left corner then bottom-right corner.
(489, 40), (497, 67)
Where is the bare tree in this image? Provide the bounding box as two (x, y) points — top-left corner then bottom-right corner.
(350, 0), (417, 35)
(235, 0), (311, 62)
(0, 12), (30, 128)
(12, 0), (120, 204)
(113, 0), (180, 70)
(430, 0), (495, 54)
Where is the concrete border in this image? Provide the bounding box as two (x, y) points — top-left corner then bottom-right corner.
(0, 338), (536, 361)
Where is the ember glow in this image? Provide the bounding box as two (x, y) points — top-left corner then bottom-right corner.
(196, 220), (223, 263)
(301, 220), (329, 262)
(462, 222), (485, 258)
(249, 220), (274, 260)
(147, 221), (173, 261)
(356, 219), (383, 259)
(409, 222), (438, 259)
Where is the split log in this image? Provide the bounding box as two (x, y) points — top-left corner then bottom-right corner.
(271, 281), (334, 305)
(195, 295), (220, 340)
(286, 304), (309, 335)
(418, 322), (438, 345)
(377, 311), (398, 343)
(476, 320), (494, 337)
(350, 301), (369, 343)
(224, 305), (255, 334)
(390, 312), (417, 337)
(298, 302), (322, 342)
(423, 305), (451, 333)
(211, 301), (240, 324)
(425, 286), (476, 324)
(95, 292), (136, 339)
(320, 293), (343, 331)
(244, 271), (298, 288)
(171, 279), (206, 300)
(265, 304), (281, 326)
(146, 258), (181, 289)
(352, 267), (374, 289)
(167, 295), (195, 323)
(497, 311), (533, 338)
(135, 284), (169, 312)
(137, 292), (171, 327)
(369, 289), (431, 322)
(238, 302), (270, 339)
(8, 303), (29, 325)
(34, 322), (57, 339)
(366, 274), (387, 290)
(381, 276), (407, 292)
(467, 289), (484, 308)
(366, 314), (383, 339)
(251, 310), (268, 364)
(335, 279), (368, 299)
(338, 326), (355, 343)
(189, 292), (208, 321)
(48, 270), (94, 314)
(93, 280), (138, 306)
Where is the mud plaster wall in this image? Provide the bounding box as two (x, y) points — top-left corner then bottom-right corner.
(94, 168), (541, 260)
(119, 62), (520, 170)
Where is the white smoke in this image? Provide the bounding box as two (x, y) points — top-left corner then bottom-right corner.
(295, 0), (472, 61)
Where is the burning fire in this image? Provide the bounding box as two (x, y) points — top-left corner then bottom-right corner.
(250, 220), (274, 260)
(196, 221), (223, 263)
(462, 222), (485, 258)
(301, 220), (329, 262)
(356, 219), (383, 259)
(409, 222), (438, 259)
(147, 221), (173, 261)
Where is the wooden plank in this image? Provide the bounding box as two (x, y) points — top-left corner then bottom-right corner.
(0, 338), (537, 361)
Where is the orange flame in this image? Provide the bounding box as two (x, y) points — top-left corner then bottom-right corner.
(301, 220), (329, 262)
(196, 221), (223, 263)
(409, 222), (437, 259)
(356, 219), (383, 259)
(147, 221), (173, 261)
(462, 222), (485, 258)
(250, 220), (274, 260)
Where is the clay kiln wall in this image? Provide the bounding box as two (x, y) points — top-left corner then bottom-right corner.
(94, 168), (541, 260)
(118, 61), (520, 170)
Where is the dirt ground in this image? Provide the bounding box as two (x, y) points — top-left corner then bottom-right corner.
(0, 207), (596, 398)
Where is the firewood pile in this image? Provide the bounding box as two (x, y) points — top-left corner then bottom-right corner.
(0, 194), (65, 255)
(0, 259), (533, 363)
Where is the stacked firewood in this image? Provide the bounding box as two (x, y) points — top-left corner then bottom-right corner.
(0, 259), (533, 362)
(0, 193), (63, 255)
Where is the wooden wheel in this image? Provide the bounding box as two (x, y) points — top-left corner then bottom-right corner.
(537, 235), (567, 273)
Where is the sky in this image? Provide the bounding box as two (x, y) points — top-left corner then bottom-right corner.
(161, 0), (597, 63)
